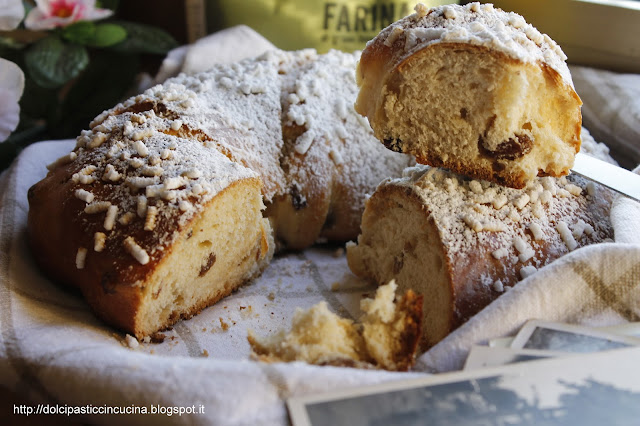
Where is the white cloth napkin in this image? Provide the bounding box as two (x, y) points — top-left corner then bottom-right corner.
(1, 26), (640, 425)
(0, 140), (427, 426)
(153, 25), (277, 85)
(569, 64), (640, 170)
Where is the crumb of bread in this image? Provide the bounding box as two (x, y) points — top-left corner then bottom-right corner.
(219, 317), (230, 331)
(247, 280), (422, 371)
(150, 333), (166, 343)
(125, 334), (139, 349)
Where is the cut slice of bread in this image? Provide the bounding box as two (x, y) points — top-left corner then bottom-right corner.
(356, 3), (582, 189)
(29, 171), (273, 339)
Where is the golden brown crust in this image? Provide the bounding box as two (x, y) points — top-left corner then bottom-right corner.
(445, 192), (610, 329)
(390, 289), (423, 371)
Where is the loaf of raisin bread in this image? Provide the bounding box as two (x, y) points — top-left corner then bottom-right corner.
(28, 49), (413, 339)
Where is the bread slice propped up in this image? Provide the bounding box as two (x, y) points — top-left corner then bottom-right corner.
(355, 2), (582, 189)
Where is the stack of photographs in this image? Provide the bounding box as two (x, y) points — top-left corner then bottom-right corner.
(288, 320), (640, 426)
(464, 319), (640, 370)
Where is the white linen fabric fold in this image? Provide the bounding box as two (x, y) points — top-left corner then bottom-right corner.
(1, 26), (639, 425)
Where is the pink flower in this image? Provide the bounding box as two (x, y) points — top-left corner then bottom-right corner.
(24, 0), (113, 30)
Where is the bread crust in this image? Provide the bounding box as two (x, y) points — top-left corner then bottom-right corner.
(389, 288), (423, 371)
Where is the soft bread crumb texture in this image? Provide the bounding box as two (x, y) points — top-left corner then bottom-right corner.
(247, 280), (422, 371)
(133, 182), (273, 338)
(356, 2), (581, 189)
(346, 183), (453, 349)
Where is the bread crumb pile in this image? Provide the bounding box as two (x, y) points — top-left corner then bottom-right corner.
(247, 280), (422, 371)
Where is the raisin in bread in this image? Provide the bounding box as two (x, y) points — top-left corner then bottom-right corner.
(27, 49), (413, 339)
(355, 2), (581, 189)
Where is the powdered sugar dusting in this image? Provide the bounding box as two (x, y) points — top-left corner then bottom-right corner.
(46, 76), (260, 274)
(384, 157), (613, 288)
(43, 48), (412, 277)
(165, 54), (286, 202)
(375, 2), (573, 89)
(277, 49), (413, 230)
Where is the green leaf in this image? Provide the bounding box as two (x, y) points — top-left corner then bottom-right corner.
(24, 36), (89, 89)
(62, 22), (126, 47)
(62, 21), (96, 45)
(89, 24), (127, 47)
(0, 35), (26, 50)
(109, 21), (178, 54)
(96, 0), (120, 11)
(19, 76), (58, 120)
(56, 50), (139, 139)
